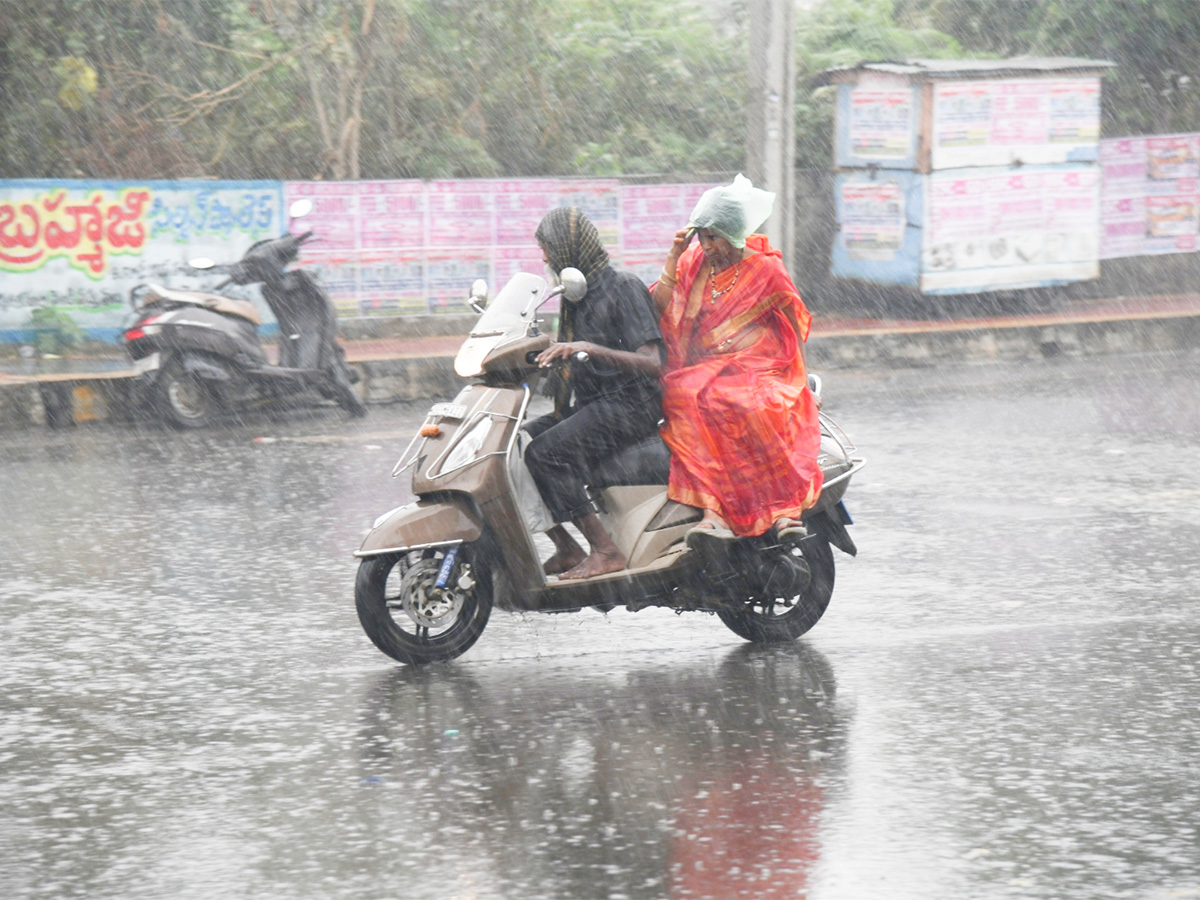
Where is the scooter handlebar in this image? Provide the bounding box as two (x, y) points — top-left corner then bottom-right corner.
(524, 349), (590, 366)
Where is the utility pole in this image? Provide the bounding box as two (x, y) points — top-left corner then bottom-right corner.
(746, 0), (796, 272)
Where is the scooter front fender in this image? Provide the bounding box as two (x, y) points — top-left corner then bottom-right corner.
(355, 497), (483, 558)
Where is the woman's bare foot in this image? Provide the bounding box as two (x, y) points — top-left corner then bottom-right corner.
(558, 548), (627, 580)
(543, 548), (586, 576)
(694, 513), (731, 531)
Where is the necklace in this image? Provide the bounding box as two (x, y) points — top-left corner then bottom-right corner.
(709, 262), (740, 302)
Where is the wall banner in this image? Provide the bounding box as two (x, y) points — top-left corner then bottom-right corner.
(0, 179), (283, 336)
(921, 164), (1100, 294)
(931, 77), (1102, 169)
(1, 177), (720, 339)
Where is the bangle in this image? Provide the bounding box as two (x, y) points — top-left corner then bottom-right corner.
(659, 267), (677, 286)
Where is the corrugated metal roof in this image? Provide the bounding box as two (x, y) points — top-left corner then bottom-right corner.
(816, 56), (1116, 85)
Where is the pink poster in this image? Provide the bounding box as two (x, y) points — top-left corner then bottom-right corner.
(492, 179), (559, 246)
(357, 181), (425, 248)
(559, 179), (621, 246)
(1100, 133), (1200, 258)
(284, 182), (357, 250)
(279, 178), (728, 314)
(428, 180), (493, 247)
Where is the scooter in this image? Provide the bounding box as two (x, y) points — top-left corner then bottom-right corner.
(354, 268), (864, 666)
(122, 199), (366, 428)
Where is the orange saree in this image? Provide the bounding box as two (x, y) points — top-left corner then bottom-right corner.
(657, 234), (822, 536)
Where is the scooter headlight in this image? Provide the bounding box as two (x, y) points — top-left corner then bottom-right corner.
(440, 416), (493, 473)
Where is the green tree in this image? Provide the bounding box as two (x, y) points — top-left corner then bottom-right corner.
(0, 0), (744, 181)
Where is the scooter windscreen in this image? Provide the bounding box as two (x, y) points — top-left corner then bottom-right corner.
(455, 272), (547, 377)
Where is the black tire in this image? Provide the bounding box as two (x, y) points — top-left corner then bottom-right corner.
(355, 544), (493, 665)
(717, 536), (835, 643)
(156, 360), (218, 429)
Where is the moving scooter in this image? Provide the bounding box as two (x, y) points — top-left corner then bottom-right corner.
(354, 268), (864, 666)
(122, 200), (366, 428)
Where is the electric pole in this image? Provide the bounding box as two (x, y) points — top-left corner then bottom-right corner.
(746, 0), (796, 272)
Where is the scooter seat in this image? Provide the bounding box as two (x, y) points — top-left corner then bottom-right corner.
(589, 436), (671, 489)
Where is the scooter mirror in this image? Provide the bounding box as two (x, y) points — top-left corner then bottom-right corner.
(288, 198), (314, 220)
(189, 257), (216, 270)
(468, 278), (489, 314)
(559, 267), (587, 303)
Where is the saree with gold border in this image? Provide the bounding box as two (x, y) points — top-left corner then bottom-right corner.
(658, 234), (823, 536)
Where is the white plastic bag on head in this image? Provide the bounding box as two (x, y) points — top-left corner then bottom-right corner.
(687, 174), (775, 248)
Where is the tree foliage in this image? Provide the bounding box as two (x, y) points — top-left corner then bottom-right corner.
(0, 0), (742, 180)
(5, 0), (1198, 183)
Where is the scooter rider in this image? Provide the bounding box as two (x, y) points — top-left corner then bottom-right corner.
(524, 207), (665, 580)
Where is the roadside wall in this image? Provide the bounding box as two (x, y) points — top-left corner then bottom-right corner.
(3, 311), (1195, 429)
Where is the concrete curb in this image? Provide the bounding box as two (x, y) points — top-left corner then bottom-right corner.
(3, 299), (1198, 429)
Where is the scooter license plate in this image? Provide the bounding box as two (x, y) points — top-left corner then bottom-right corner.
(134, 352), (160, 374)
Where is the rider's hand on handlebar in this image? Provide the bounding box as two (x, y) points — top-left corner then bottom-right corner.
(536, 341), (593, 368)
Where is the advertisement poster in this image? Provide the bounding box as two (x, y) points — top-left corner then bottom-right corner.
(2, 177), (731, 335)
(427, 180), (494, 248)
(493, 179), (560, 247)
(1147, 135), (1199, 181)
(426, 248), (491, 313)
(0, 179), (282, 335)
(932, 78), (1101, 169)
(620, 182), (717, 282)
(839, 181), (906, 261)
(922, 165), (1100, 293)
(848, 89), (914, 159)
(1099, 133), (1200, 258)
(559, 179), (621, 247)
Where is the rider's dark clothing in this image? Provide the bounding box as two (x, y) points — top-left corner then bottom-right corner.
(524, 265), (663, 524)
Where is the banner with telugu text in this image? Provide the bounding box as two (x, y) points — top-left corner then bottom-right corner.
(0, 179), (283, 336)
(1, 178), (716, 337)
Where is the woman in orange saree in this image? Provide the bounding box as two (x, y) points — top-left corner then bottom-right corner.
(652, 176), (823, 541)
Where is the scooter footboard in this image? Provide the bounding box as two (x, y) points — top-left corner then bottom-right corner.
(355, 497), (483, 558)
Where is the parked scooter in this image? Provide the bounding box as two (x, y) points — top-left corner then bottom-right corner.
(122, 200), (366, 427)
(354, 269), (864, 666)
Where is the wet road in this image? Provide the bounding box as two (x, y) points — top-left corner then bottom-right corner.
(2, 349), (1199, 899)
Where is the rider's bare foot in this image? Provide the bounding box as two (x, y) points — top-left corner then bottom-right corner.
(558, 549), (627, 580)
(543, 548), (586, 576)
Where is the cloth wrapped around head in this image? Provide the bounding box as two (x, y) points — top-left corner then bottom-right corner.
(687, 173), (776, 249)
(535, 206), (609, 284)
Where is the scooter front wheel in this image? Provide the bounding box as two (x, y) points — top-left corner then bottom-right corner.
(355, 545), (493, 665)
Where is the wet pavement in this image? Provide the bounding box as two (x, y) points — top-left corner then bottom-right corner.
(2, 349), (1199, 899)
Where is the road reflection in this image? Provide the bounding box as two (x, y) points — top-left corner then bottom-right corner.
(357, 643), (849, 899)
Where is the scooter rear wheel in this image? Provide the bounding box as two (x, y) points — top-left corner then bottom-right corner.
(717, 536), (835, 643)
(355, 545), (493, 665)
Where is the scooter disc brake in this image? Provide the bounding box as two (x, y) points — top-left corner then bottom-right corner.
(398, 557), (465, 629)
